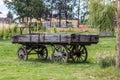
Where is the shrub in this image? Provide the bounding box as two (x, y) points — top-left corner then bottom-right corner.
(53, 27), (57, 33)
(13, 25), (18, 34)
(11, 25), (19, 35)
(31, 22), (37, 31)
(39, 26), (46, 32)
(3, 29), (9, 39)
(8, 28), (12, 38)
(0, 29), (4, 39)
(95, 52), (115, 68)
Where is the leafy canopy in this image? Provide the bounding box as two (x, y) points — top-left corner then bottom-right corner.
(88, 0), (115, 31)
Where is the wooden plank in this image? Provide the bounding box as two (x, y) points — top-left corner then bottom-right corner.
(12, 33), (99, 44)
(60, 34), (71, 43)
(80, 35), (90, 42)
(44, 34), (60, 43)
(18, 35), (30, 42)
(90, 35), (99, 43)
(31, 35), (39, 42)
(40, 33), (45, 42)
(71, 34), (80, 42)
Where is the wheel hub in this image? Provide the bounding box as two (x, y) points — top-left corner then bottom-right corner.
(75, 51), (82, 57)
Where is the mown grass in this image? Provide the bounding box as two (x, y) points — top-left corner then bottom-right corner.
(0, 37), (120, 80)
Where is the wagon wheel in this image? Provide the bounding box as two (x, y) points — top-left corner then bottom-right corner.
(17, 46), (28, 61)
(37, 46), (48, 60)
(54, 45), (68, 63)
(72, 45), (88, 63)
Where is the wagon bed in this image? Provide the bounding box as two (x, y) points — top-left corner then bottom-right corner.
(12, 33), (99, 45)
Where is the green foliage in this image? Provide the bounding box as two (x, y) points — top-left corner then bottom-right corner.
(12, 25), (18, 34)
(0, 25), (19, 39)
(3, 29), (9, 39)
(31, 22), (37, 31)
(8, 27), (12, 38)
(88, 0), (115, 32)
(53, 27), (57, 33)
(0, 29), (4, 39)
(31, 22), (40, 32)
(7, 11), (13, 21)
(31, 0), (47, 20)
(40, 26), (46, 32)
(30, 22), (46, 32)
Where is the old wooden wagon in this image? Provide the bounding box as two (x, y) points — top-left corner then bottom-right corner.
(12, 32), (99, 63)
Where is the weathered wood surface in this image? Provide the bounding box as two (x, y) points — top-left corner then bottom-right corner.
(12, 33), (99, 44)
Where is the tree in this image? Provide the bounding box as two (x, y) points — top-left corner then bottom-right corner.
(44, 0), (56, 27)
(7, 11), (13, 21)
(4, 0), (32, 23)
(55, 0), (73, 27)
(65, 0), (75, 27)
(45, 0), (75, 27)
(31, 0), (47, 21)
(4, 0), (47, 33)
(69, 0), (89, 27)
(80, 0), (89, 24)
(4, 0), (46, 22)
(88, 0), (115, 36)
(31, 0), (49, 31)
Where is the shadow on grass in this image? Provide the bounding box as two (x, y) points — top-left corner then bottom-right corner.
(68, 60), (94, 65)
(27, 58), (52, 63)
(26, 58), (94, 65)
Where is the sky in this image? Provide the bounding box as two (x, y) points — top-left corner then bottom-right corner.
(0, 0), (9, 18)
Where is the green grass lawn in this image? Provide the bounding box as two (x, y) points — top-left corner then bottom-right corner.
(0, 38), (120, 80)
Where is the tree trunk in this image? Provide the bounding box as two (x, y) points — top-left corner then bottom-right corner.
(59, 9), (61, 27)
(116, 0), (120, 68)
(65, 0), (68, 27)
(77, 0), (80, 28)
(50, 13), (52, 28)
(50, 0), (53, 28)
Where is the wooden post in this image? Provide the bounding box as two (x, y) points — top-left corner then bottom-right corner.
(116, 0), (120, 68)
